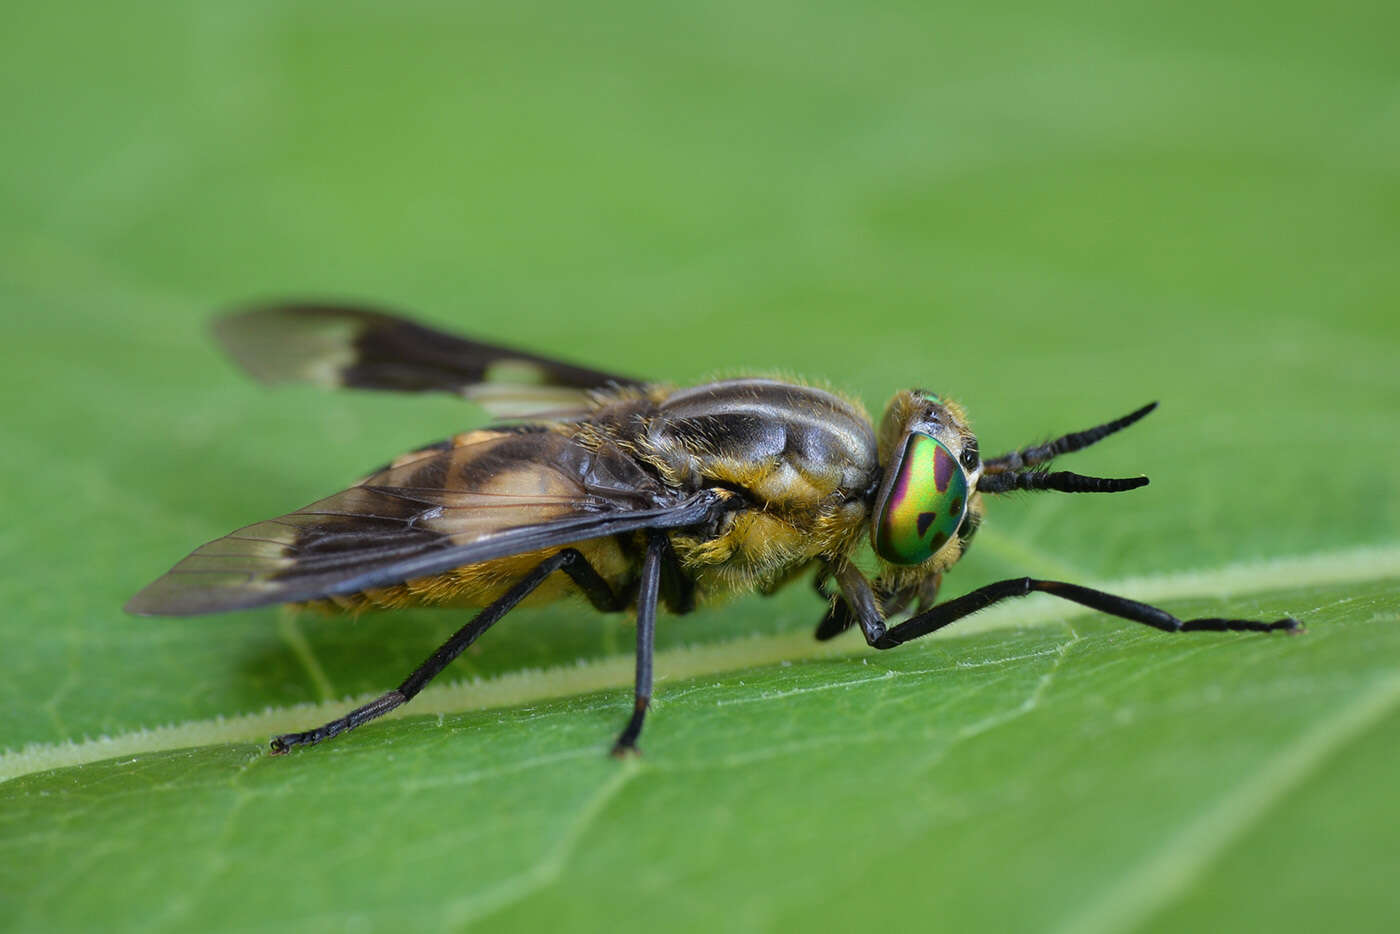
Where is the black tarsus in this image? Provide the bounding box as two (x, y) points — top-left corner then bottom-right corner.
(611, 531), (666, 756)
(983, 402), (1158, 473)
(978, 472), (1150, 494)
(271, 548), (618, 754)
(832, 573), (1301, 652)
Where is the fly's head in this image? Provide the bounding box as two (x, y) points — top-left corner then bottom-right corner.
(869, 390), (983, 578)
(863, 395), (1159, 606)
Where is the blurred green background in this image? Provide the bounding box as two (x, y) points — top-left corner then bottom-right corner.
(2, 1), (1398, 931)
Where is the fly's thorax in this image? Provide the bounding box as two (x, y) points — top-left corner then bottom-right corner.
(641, 379), (879, 507)
(870, 390), (983, 574)
(604, 379), (880, 595)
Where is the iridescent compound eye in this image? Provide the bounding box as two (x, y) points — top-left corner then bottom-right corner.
(871, 433), (970, 565)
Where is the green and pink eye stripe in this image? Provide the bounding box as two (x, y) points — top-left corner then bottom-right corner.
(872, 433), (969, 565)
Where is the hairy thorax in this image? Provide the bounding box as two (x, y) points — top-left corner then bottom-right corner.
(626, 379), (880, 598)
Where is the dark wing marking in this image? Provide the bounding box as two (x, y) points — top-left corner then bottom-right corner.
(212, 304), (643, 413)
(127, 431), (727, 616)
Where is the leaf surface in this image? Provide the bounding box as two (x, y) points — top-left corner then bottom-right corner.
(1, 0), (1397, 931)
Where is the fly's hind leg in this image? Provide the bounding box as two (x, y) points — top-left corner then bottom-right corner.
(271, 548), (620, 754)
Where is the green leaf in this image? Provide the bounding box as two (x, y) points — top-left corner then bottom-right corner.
(2, 0), (1397, 931)
(4, 574), (1399, 932)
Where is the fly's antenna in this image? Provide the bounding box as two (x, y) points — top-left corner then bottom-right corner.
(982, 402), (1158, 474)
(978, 471), (1148, 494)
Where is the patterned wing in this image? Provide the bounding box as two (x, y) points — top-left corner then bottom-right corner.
(126, 430), (707, 616)
(213, 304), (644, 417)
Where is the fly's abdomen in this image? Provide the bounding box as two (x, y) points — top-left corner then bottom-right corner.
(128, 426), (670, 616)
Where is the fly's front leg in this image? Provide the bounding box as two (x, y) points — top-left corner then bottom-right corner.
(831, 563), (1301, 652)
(878, 578), (1300, 647)
(830, 561), (895, 646)
(814, 563), (931, 641)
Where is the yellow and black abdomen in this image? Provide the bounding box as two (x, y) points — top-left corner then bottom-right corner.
(129, 424), (680, 617)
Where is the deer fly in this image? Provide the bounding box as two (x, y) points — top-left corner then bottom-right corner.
(127, 304), (1301, 756)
